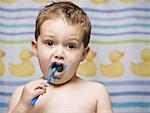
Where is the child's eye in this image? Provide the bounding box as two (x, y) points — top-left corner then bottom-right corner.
(66, 43), (77, 50)
(46, 40), (54, 47)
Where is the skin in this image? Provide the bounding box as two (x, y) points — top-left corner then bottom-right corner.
(7, 18), (113, 113)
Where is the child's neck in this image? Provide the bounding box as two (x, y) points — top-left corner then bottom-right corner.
(40, 74), (80, 88)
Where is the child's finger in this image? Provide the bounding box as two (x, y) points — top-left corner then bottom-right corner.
(38, 79), (49, 85)
(34, 84), (47, 91)
(41, 80), (49, 87)
(34, 79), (48, 85)
(34, 88), (47, 97)
(30, 79), (49, 89)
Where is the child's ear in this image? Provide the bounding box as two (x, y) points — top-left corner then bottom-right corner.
(32, 39), (38, 57)
(81, 46), (90, 61)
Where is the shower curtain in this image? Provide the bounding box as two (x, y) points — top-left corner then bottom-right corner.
(0, 0), (149, 113)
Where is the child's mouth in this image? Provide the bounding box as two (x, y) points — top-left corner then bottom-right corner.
(51, 62), (64, 76)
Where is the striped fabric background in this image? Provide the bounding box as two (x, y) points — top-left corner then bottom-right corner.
(0, 0), (150, 113)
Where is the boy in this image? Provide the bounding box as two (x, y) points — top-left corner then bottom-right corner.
(7, 1), (113, 113)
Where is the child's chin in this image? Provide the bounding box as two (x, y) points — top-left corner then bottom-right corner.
(50, 79), (68, 85)
(50, 76), (74, 85)
(53, 73), (63, 77)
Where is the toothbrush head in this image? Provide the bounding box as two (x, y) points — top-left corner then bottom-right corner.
(51, 62), (64, 72)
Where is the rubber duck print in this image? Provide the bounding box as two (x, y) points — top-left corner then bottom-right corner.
(63, 0), (74, 1)
(130, 48), (150, 77)
(0, 0), (17, 2)
(0, 50), (5, 75)
(9, 49), (35, 77)
(99, 50), (124, 77)
(91, 0), (109, 3)
(32, 0), (49, 2)
(77, 49), (97, 77)
(120, 0), (136, 3)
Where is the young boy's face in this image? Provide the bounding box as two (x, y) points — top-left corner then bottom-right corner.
(32, 18), (89, 84)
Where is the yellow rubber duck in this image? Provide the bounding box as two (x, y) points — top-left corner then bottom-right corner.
(91, 0), (109, 3)
(77, 49), (97, 77)
(32, 0), (49, 2)
(99, 50), (124, 77)
(120, 0), (136, 3)
(130, 48), (150, 76)
(9, 49), (35, 77)
(63, 0), (74, 1)
(32, 0), (74, 2)
(0, 51), (5, 75)
(0, 0), (17, 2)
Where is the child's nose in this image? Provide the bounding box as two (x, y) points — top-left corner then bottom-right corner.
(54, 46), (64, 60)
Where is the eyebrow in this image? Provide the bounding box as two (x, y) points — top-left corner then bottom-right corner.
(65, 37), (82, 42)
(67, 33), (82, 40)
(43, 33), (56, 38)
(42, 33), (82, 42)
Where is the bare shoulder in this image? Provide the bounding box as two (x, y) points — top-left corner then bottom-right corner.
(79, 79), (108, 93)
(89, 81), (109, 96)
(78, 79), (113, 113)
(7, 85), (24, 113)
(13, 85), (24, 94)
(11, 85), (24, 100)
(85, 80), (111, 100)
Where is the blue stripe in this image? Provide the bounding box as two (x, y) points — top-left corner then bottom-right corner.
(0, 15), (35, 20)
(1, 15), (149, 21)
(92, 23), (150, 29)
(0, 102), (8, 108)
(0, 7), (150, 13)
(0, 7), (40, 12)
(91, 32), (150, 36)
(1, 102), (150, 108)
(0, 92), (12, 96)
(90, 16), (150, 21)
(110, 91), (150, 96)
(0, 80), (150, 86)
(84, 7), (150, 13)
(96, 80), (150, 86)
(0, 31), (149, 36)
(1, 91), (150, 97)
(0, 80), (30, 86)
(1, 23), (149, 29)
(112, 102), (150, 108)
(0, 31), (34, 35)
(0, 23), (34, 28)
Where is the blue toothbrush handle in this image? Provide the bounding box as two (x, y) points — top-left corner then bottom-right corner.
(31, 96), (39, 105)
(31, 67), (57, 105)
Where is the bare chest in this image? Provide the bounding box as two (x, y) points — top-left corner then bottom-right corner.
(31, 88), (97, 113)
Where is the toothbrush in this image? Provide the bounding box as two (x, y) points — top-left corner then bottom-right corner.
(31, 67), (57, 105)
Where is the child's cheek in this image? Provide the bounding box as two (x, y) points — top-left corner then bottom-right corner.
(67, 53), (82, 67)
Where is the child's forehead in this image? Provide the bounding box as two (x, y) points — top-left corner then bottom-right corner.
(41, 18), (81, 28)
(40, 19), (84, 40)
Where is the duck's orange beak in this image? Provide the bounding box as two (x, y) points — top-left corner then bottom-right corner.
(29, 51), (34, 57)
(0, 51), (5, 57)
(120, 52), (124, 58)
(91, 51), (96, 57)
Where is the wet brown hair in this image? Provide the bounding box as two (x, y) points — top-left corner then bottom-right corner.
(35, 1), (91, 47)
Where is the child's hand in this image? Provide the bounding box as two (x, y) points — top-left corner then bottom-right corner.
(19, 79), (49, 107)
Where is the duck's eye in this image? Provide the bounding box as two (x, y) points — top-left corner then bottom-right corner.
(66, 43), (77, 50)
